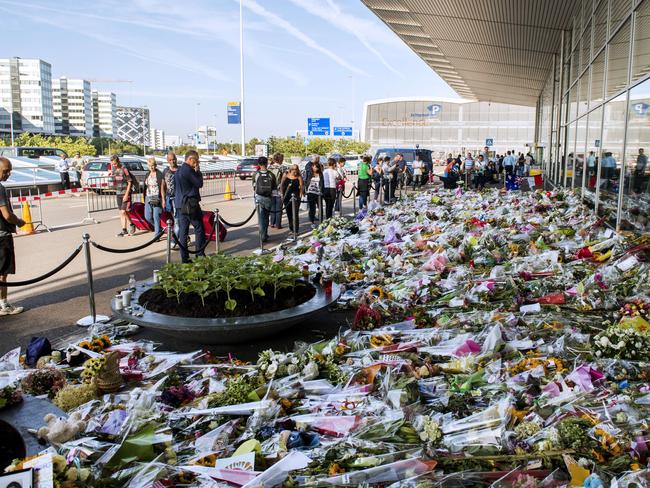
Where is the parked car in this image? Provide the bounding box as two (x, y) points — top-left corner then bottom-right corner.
(81, 157), (148, 192)
(371, 148), (433, 169)
(236, 157), (261, 180)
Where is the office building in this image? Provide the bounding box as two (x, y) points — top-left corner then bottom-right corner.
(362, 98), (535, 157)
(363, 0), (650, 231)
(0, 57), (54, 136)
(52, 77), (93, 137)
(92, 90), (116, 138)
(116, 106), (150, 146)
(165, 135), (182, 147)
(149, 128), (165, 150)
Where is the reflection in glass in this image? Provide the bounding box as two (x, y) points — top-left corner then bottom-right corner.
(599, 95), (626, 221)
(584, 106), (603, 210)
(621, 79), (650, 231)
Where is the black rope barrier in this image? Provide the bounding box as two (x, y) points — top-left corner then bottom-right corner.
(171, 223), (217, 255)
(218, 207), (257, 228)
(91, 230), (165, 254)
(342, 185), (356, 199)
(3, 244), (83, 287)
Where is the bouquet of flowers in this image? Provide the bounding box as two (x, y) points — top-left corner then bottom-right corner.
(20, 367), (67, 397)
(0, 382), (22, 409)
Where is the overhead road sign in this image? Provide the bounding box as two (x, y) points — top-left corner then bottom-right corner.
(308, 118), (330, 136)
(333, 126), (353, 136)
(227, 102), (241, 124)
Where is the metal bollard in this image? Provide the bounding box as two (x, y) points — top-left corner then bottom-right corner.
(291, 194), (298, 241)
(166, 219), (172, 264)
(214, 209), (220, 254)
(83, 233), (96, 323)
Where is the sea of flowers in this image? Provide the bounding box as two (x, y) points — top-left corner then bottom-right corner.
(1, 187), (649, 487)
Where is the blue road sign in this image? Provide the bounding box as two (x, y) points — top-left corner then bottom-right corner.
(227, 102), (241, 124)
(308, 117), (330, 136)
(485, 138), (494, 147)
(333, 126), (353, 136)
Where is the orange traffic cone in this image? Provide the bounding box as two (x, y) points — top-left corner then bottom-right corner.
(20, 201), (34, 234)
(224, 180), (233, 201)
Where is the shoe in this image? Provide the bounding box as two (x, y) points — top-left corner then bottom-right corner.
(129, 224), (136, 235)
(0, 304), (24, 315)
(262, 237), (269, 243)
(116, 230), (127, 237)
(277, 226), (283, 229)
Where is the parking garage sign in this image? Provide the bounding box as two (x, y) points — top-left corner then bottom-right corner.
(485, 138), (494, 147)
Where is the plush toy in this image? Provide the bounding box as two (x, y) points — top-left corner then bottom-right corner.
(36, 411), (86, 445)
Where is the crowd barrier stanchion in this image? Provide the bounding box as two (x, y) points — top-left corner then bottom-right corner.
(214, 209), (221, 254)
(166, 219), (173, 264)
(77, 233), (108, 328)
(353, 184), (357, 215)
(318, 194), (323, 223)
(338, 189), (343, 218)
(291, 194), (298, 242)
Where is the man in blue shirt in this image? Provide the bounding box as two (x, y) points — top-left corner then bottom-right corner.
(174, 150), (205, 263)
(503, 151), (516, 175)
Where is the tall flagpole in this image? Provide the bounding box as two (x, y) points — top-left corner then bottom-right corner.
(239, 0), (246, 157)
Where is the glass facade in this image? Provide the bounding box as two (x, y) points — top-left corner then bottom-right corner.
(363, 98), (535, 158)
(539, 0), (650, 230)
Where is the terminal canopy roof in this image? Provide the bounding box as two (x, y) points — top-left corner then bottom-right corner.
(362, 0), (578, 106)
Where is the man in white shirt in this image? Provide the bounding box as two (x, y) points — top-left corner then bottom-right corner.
(55, 153), (71, 190)
(412, 154), (424, 189)
(503, 151), (516, 176)
(323, 158), (340, 219)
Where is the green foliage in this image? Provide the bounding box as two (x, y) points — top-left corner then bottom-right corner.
(245, 137), (264, 156)
(156, 254), (302, 311)
(91, 137), (142, 156)
(334, 139), (370, 155)
(268, 137), (306, 157)
(13, 132), (97, 156)
(306, 138), (334, 156)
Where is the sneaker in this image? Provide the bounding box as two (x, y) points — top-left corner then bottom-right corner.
(129, 224), (136, 235)
(0, 304), (24, 315)
(116, 230), (127, 237)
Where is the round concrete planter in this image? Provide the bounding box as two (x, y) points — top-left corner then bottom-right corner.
(112, 280), (341, 344)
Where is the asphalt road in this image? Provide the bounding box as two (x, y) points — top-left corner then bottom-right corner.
(0, 179), (363, 358)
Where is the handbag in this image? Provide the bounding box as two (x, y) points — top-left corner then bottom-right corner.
(149, 195), (161, 207)
(181, 196), (200, 215)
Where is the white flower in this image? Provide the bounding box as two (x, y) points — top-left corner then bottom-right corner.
(599, 336), (610, 347)
(267, 363), (278, 376)
(302, 361), (319, 380)
(287, 364), (298, 375)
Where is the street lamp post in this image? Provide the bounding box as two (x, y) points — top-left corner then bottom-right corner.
(195, 102), (200, 148)
(213, 114), (218, 156)
(9, 76), (15, 146)
(239, 0), (246, 157)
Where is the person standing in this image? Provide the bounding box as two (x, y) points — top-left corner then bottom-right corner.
(395, 153), (407, 190)
(335, 157), (347, 212)
(280, 164), (303, 234)
(382, 156), (396, 204)
(412, 153), (424, 189)
(503, 150), (515, 176)
(634, 148), (647, 193)
(601, 152), (617, 190)
(162, 152), (179, 245)
(356, 155), (372, 209)
(305, 161), (324, 228)
(111, 155), (135, 237)
(56, 152), (70, 190)
(463, 152), (474, 187)
(70, 152), (84, 186)
(268, 153), (284, 229)
(253, 156), (277, 243)
(144, 157), (165, 236)
(473, 154), (486, 190)
(0, 157), (25, 315)
(175, 150), (205, 263)
(372, 159), (383, 202)
(304, 155), (320, 182)
(323, 158), (339, 220)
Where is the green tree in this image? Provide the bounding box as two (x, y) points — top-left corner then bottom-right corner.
(14, 133), (97, 156)
(306, 138), (334, 156)
(334, 139), (370, 155)
(269, 137), (305, 157)
(245, 137), (263, 156)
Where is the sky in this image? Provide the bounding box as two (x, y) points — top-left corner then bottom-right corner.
(1, 0), (459, 142)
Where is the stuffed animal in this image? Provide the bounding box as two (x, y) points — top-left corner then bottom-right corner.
(36, 411), (86, 445)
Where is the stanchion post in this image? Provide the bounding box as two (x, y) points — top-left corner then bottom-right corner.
(82, 233), (96, 323)
(214, 209), (220, 254)
(166, 219), (172, 264)
(338, 189), (343, 218)
(291, 194), (298, 242)
(353, 184), (357, 215)
(257, 202), (264, 252)
(318, 194), (323, 223)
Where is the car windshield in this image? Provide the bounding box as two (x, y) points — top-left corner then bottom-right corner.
(240, 158), (259, 166)
(84, 161), (109, 171)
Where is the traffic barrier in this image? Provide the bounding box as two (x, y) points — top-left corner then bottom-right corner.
(9, 187), (84, 204)
(20, 201), (34, 234)
(6, 186), (52, 233)
(224, 180), (233, 201)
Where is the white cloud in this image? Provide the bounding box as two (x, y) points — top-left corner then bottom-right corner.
(288, 0), (402, 77)
(240, 0), (366, 76)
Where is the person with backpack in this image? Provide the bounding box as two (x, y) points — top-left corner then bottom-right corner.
(253, 156), (277, 243)
(175, 150), (205, 263)
(144, 157), (165, 236)
(111, 155), (136, 237)
(269, 153), (284, 229)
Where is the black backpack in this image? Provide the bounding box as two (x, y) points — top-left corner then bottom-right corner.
(255, 170), (275, 197)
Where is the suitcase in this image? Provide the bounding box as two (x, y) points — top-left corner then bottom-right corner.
(128, 202), (154, 231)
(160, 210), (174, 229)
(203, 210), (227, 242)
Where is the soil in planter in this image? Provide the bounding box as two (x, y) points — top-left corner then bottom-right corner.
(139, 282), (316, 318)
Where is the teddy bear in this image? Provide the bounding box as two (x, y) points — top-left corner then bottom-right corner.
(36, 411), (86, 445)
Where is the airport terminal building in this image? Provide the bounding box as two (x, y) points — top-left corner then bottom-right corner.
(362, 97), (535, 157)
(363, 0), (650, 232)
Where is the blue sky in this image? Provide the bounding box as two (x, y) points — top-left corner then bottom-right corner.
(1, 0), (458, 141)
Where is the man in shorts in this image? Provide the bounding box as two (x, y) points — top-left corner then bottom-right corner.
(0, 157), (26, 315)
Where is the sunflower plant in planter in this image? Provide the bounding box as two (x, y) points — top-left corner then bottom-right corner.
(139, 254), (314, 318)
